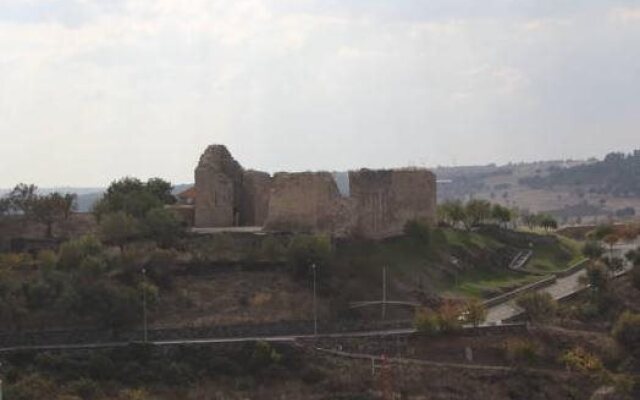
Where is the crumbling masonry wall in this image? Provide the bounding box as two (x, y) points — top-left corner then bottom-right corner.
(264, 172), (348, 232)
(241, 170), (272, 226)
(194, 145), (436, 238)
(349, 169), (437, 238)
(195, 145), (268, 227)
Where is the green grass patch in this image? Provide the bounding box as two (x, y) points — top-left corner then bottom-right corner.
(526, 235), (584, 272)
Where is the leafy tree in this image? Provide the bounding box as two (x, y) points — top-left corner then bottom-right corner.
(516, 291), (557, 323)
(94, 177), (175, 220)
(7, 183), (37, 214)
(463, 298), (487, 327)
(539, 214), (558, 232)
(0, 197), (10, 216)
(465, 199), (492, 227)
(30, 193), (67, 237)
(61, 193), (77, 219)
(437, 200), (466, 228)
(99, 212), (141, 251)
(522, 213), (540, 229)
(145, 178), (176, 205)
(583, 241), (605, 260)
(144, 208), (183, 248)
(491, 204), (512, 228)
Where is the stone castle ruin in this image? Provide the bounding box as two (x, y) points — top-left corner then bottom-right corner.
(192, 145), (436, 238)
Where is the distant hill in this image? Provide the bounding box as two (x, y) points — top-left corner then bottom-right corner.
(520, 150), (640, 197)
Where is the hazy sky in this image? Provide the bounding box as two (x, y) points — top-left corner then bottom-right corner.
(1, 0), (639, 187)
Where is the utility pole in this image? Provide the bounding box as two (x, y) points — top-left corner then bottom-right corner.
(142, 267), (148, 343)
(382, 266), (387, 320)
(312, 263), (318, 336)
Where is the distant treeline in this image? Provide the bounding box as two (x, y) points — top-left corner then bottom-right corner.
(520, 150), (640, 197)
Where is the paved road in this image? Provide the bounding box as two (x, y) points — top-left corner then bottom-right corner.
(486, 242), (636, 323)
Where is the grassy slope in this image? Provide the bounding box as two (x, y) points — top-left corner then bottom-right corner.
(333, 227), (583, 301)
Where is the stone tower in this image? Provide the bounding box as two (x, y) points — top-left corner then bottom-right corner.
(194, 145), (244, 227)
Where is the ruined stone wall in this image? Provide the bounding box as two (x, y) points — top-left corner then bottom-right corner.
(265, 172), (350, 233)
(193, 144), (436, 237)
(241, 170), (272, 226)
(194, 145), (244, 227)
(349, 169), (436, 238)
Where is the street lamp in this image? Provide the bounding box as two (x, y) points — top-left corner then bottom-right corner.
(312, 263), (317, 336)
(142, 267), (148, 343)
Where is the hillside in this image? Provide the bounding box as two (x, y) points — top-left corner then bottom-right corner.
(436, 150), (640, 226)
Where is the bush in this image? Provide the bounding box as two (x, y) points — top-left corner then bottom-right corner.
(248, 341), (282, 372)
(99, 211), (141, 250)
(560, 346), (604, 374)
(414, 308), (440, 335)
(144, 208), (183, 248)
(58, 235), (103, 270)
(612, 311), (640, 354)
(463, 298), (487, 327)
(5, 373), (58, 400)
(404, 219), (431, 245)
(437, 301), (463, 333)
(516, 291), (557, 323)
(632, 265), (640, 291)
(583, 241), (604, 260)
(504, 338), (539, 365)
(414, 303), (463, 335)
(286, 234), (332, 279)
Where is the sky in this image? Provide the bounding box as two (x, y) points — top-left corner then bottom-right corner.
(0, 0), (639, 187)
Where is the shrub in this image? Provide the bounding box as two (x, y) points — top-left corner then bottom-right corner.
(504, 338), (539, 365)
(259, 236), (287, 261)
(119, 389), (151, 400)
(144, 208), (183, 248)
(583, 241), (604, 260)
(463, 298), (487, 327)
(516, 291), (557, 323)
(404, 219), (431, 245)
(99, 211), (141, 250)
(5, 373), (58, 400)
(57, 235), (104, 270)
(612, 311), (640, 354)
(437, 301), (463, 333)
(286, 234), (332, 279)
(249, 341), (282, 372)
(560, 346), (604, 374)
(632, 265), (640, 291)
(414, 308), (440, 335)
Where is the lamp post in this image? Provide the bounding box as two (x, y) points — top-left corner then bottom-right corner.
(142, 267), (148, 343)
(312, 263), (317, 336)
